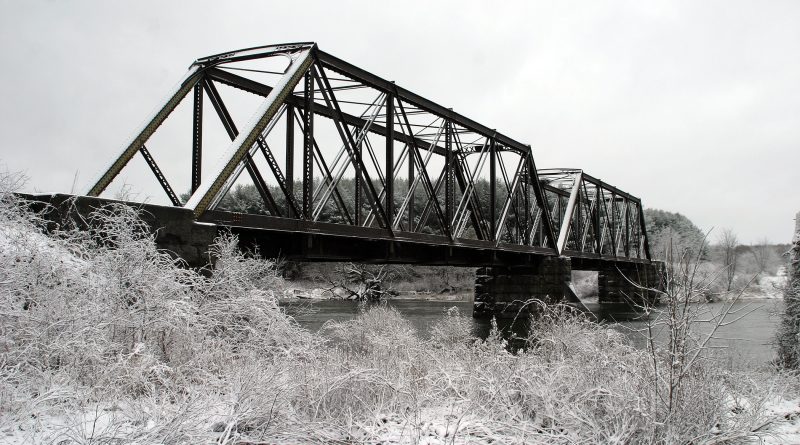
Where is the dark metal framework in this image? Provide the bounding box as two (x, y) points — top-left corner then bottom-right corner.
(86, 42), (652, 264)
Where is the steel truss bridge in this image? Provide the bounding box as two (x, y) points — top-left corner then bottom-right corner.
(79, 42), (653, 268)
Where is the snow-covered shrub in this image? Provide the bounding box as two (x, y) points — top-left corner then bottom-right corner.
(193, 232), (314, 372)
(428, 306), (474, 347)
(0, 178), (309, 441)
(321, 305), (419, 355)
(0, 170), (787, 443)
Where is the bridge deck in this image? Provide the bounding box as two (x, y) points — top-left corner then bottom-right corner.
(27, 193), (651, 269)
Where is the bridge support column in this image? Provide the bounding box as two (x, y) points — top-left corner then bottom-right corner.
(473, 257), (572, 319)
(598, 262), (663, 308)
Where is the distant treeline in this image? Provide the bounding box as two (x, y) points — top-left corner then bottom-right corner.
(211, 178), (545, 242)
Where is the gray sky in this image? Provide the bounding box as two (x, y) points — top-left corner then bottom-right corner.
(1, 0), (798, 244)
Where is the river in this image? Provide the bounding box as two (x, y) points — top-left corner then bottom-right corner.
(285, 297), (784, 367)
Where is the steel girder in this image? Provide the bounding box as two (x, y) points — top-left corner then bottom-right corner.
(85, 42), (652, 263)
(538, 169), (652, 261)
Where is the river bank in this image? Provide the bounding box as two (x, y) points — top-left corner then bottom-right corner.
(3, 188), (800, 443)
(278, 266), (788, 304)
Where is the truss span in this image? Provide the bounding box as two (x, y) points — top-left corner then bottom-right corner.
(85, 42), (652, 266)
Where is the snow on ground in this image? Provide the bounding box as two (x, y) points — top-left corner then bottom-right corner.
(757, 398), (800, 444)
(741, 269), (789, 300)
(2, 398), (229, 445)
(0, 222), (85, 268)
(0, 401), (501, 444)
(7, 400), (800, 445)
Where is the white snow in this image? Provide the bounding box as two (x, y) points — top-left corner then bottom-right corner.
(756, 398), (800, 444)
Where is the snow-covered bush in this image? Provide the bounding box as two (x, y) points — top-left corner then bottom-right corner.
(0, 177), (310, 442)
(0, 171), (788, 443)
(428, 306), (474, 347)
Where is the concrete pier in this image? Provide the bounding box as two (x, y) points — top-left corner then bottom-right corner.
(473, 258), (663, 318)
(598, 262), (662, 307)
(473, 257), (572, 318)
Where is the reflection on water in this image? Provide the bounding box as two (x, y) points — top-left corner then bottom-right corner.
(609, 299), (783, 367)
(284, 298), (783, 365)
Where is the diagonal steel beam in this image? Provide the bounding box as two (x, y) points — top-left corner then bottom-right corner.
(185, 48), (314, 217)
(526, 155), (558, 251)
(453, 153), (488, 240)
(291, 109), (353, 225)
(450, 129), (489, 240)
(88, 66), (203, 197)
(638, 201), (652, 260)
(139, 144), (181, 207)
(316, 50), (533, 155)
(255, 135), (301, 218)
(556, 171), (583, 255)
(579, 180), (597, 252)
(206, 68), (450, 157)
(302, 71), (314, 219)
(395, 101), (450, 238)
(312, 92), (386, 223)
(414, 162), (448, 233)
(312, 63), (392, 232)
(191, 83), (203, 193)
(495, 155), (526, 246)
(498, 152), (523, 242)
(201, 78), (280, 216)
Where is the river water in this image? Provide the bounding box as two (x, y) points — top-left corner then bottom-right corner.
(285, 298), (784, 366)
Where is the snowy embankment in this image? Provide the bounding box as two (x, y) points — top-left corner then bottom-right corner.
(758, 398), (800, 444)
(749, 268), (791, 300)
(2, 188), (800, 443)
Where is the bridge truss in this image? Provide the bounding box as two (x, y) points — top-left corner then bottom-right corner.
(86, 42), (651, 265)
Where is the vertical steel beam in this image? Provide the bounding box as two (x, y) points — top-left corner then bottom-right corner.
(624, 199), (631, 257)
(444, 121), (453, 234)
(286, 104), (294, 197)
(572, 178), (581, 250)
(408, 137), (415, 229)
(385, 94), (395, 221)
(88, 66), (202, 196)
(522, 169), (531, 245)
(191, 82), (203, 193)
(355, 139), (362, 225)
(611, 193), (618, 257)
(595, 184), (602, 254)
(302, 71), (314, 219)
(490, 139), (496, 241)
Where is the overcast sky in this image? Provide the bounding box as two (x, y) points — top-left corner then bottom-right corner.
(1, 0), (798, 244)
